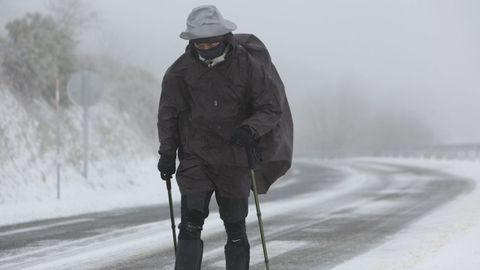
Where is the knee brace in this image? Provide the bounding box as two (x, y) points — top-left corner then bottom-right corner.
(178, 222), (203, 240)
(179, 209), (205, 240)
(224, 220), (248, 247)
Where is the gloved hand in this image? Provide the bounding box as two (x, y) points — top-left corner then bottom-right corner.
(230, 126), (262, 169)
(157, 153), (176, 181)
(230, 126), (255, 147)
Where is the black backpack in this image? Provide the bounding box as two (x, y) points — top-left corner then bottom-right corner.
(234, 34), (294, 194)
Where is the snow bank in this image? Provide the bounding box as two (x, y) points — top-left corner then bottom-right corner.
(0, 157), (182, 226)
(0, 85), (165, 226)
(331, 158), (480, 270)
(0, 86), (46, 204)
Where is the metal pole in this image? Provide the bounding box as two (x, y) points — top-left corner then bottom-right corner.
(55, 79), (61, 200)
(81, 71), (89, 180)
(250, 169), (270, 270)
(245, 144), (270, 270)
(166, 178), (178, 254)
(84, 106), (89, 180)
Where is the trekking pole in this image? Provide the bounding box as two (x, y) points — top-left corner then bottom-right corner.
(165, 177), (178, 254)
(246, 145), (270, 270)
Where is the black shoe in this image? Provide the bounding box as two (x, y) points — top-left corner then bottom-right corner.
(225, 242), (250, 270)
(175, 239), (203, 270)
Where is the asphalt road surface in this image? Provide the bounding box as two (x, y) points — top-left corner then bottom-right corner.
(0, 160), (473, 270)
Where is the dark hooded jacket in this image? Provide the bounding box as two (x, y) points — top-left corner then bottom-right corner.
(157, 33), (293, 194)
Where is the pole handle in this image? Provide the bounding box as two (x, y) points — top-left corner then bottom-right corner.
(245, 143), (257, 170)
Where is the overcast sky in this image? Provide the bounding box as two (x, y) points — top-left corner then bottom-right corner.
(2, 0), (480, 144)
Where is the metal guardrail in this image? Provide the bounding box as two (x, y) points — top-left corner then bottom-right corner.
(372, 144), (480, 161)
(311, 143), (480, 161)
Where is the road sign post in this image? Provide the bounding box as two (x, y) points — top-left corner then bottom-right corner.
(55, 79), (61, 200)
(67, 71), (103, 181)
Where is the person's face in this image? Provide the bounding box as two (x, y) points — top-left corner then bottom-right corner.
(194, 42), (220, 50)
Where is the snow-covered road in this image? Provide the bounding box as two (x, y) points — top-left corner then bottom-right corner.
(0, 159), (476, 269)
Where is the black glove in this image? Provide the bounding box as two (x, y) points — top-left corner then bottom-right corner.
(230, 126), (262, 169)
(157, 153), (176, 181)
(230, 126), (255, 147)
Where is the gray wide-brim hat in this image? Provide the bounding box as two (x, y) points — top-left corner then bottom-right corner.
(180, 5), (237, 40)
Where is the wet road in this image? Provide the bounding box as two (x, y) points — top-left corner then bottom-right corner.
(0, 160), (473, 269)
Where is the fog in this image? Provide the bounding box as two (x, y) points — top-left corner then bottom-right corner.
(2, 0), (479, 154)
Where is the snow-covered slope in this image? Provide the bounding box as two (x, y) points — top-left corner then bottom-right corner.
(0, 84), (158, 206)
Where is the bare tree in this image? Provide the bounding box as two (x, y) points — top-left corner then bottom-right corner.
(47, 0), (98, 35)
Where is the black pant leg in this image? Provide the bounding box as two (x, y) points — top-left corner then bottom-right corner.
(216, 194), (250, 270)
(178, 191), (214, 240)
(175, 191), (213, 270)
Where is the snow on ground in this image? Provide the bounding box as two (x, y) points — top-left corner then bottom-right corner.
(1, 162), (364, 270)
(2, 154), (480, 269)
(330, 158), (480, 270)
(0, 156), (181, 227)
(0, 85), (176, 226)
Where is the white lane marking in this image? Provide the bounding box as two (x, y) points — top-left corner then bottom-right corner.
(211, 240), (310, 267)
(0, 218), (93, 237)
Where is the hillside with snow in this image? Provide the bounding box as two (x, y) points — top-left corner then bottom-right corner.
(0, 77), (160, 206)
(0, 2), (167, 208)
